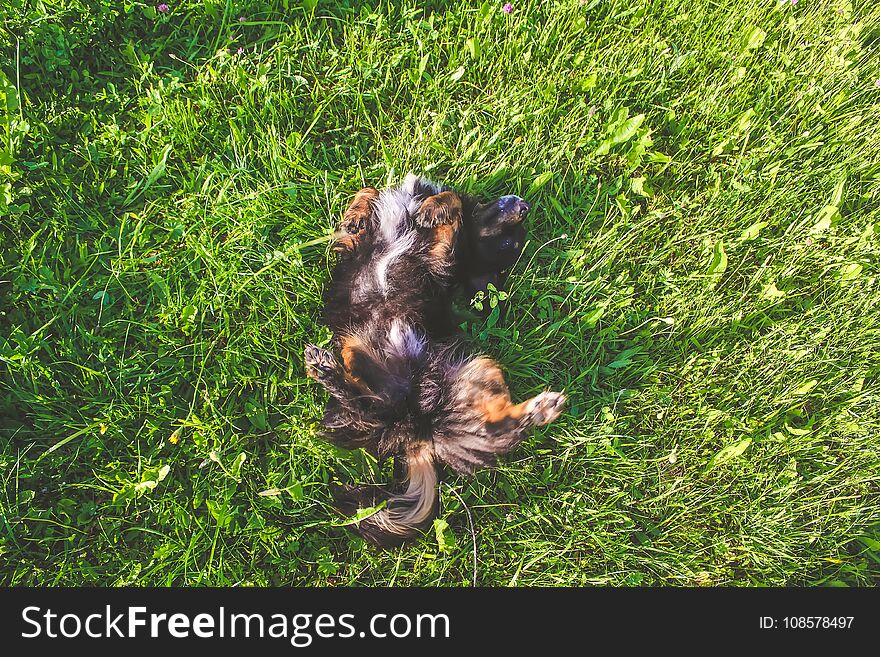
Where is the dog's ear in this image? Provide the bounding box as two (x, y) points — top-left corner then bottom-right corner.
(415, 191), (463, 228)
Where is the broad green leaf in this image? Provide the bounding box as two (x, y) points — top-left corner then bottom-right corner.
(131, 464), (171, 496)
(231, 452), (247, 478)
(840, 263), (863, 281)
(608, 346), (642, 369)
(580, 72), (597, 91)
(478, 0), (492, 23)
(760, 282), (786, 299)
(434, 517), (457, 554)
(205, 499), (233, 527)
(608, 114), (645, 146)
(288, 482), (304, 501)
(706, 437), (752, 471)
(582, 304), (606, 328)
(737, 108), (756, 132)
(711, 139), (729, 156)
(610, 107), (629, 124)
(549, 195), (566, 217)
(707, 240), (728, 276)
(810, 205), (839, 234)
(527, 171), (554, 195)
(334, 500), (387, 526)
(0, 69), (21, 115)
(180, 304), (197, 323)
(784, 422), (811, 436)
(744, 26), (766, 51)
(245, 397), (268, 430)
(631, 176), (652, 197)
(793, 380), (818, 395)
(740, 221), (767, 241)
(625, 129), (653, 169)
(93, 290), (114, 306)
(260, 483), (304, 500)
(466, 37), (481, 59)
(156, 464), (170, 481)
(614, 193), (632, 220)
(646, 151), (671, 164)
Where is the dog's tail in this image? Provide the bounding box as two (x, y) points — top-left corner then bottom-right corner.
(332, 441), (438, 548)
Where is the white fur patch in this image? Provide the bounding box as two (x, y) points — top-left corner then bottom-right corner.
(374, 173), (441, 241)
(374, 230), (416, 294)
(370, 174), (440, 294)
(386, 319), (425, 361)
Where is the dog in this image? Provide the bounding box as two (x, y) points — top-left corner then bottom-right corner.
(305, 174), (566, 547)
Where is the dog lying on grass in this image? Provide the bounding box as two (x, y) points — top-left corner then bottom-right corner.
(305, 174), (566, 547)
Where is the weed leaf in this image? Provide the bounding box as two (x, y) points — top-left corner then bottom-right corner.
(705, 438), (752, 471)
(740, 221), (767, 241)
(707, 240), (728, 276)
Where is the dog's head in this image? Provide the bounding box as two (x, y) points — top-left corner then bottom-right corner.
(465, 195), (529, 272)
(458, 193), (530, 302)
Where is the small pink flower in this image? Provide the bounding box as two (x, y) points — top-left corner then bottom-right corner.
(874, 79), (880, 89)
(237, 47), (244, 55)
(157, 3), (169, 13)
(502, 3), (514, 13)
(239, 16), (246, 22)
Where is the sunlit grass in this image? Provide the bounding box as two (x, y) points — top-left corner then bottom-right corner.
(1, 0), (878, 586)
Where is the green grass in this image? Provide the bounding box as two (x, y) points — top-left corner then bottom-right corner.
(1, 0), (879, 586)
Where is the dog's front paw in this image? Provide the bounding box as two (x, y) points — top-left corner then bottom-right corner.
(304, 344), (337, 381)
(524, 391), (566, 426)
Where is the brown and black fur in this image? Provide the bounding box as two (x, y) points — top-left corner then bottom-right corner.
(305, 174), (565, 547)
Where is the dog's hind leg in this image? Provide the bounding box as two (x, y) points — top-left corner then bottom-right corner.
(319, 397), (384, 456)
(332, 186), (379, 253)
(306, 337), (414, 410)
(338, 334), (414, 408)
(304, 344), (374, 402)
(415, 191), (463, 228)
(415, 191), (463, 278)
(432, 356), (566, 476)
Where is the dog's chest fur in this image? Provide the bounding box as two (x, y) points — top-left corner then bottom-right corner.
(321, 175), (458, 355)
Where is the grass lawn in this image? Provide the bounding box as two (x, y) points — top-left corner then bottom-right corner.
(1, 0), (879, 586)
